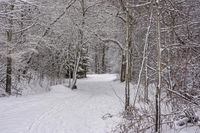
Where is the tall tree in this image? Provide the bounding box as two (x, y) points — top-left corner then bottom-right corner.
(5, 1), (14, 95)
(155, 0), (161, 132)
(125, 0), (132, 111)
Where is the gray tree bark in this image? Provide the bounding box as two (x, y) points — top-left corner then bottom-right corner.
(155, 0), (161, 132)
(5, 3), (14, 95)
(125, 0), (132, 111)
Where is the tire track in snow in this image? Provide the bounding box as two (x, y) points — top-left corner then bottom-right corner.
(27, 96), (74, 133)
(0, 74), (123, 133)
(27, 103), (62, 133)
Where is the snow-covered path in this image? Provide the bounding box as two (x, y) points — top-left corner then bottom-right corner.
(0, 74), (124, 133)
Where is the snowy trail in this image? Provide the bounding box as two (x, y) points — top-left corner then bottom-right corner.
(0, 74), (124, 133)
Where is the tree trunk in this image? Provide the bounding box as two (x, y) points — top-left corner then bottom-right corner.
(69, 66), (72, 88)
(94, 50), (99, 74)
(71, 0), (85, 89)
(144, 57), (149, 102)
(5, 3), (14, 95)
(125, 1), (131, 111)
(133, 1), (153, 105)
(155, 0), (161, 132)
(120, 52), (126, 82)
(6, 51), (12, 95)
(71, 51), (81, 89)
(102, 46), (105, 73)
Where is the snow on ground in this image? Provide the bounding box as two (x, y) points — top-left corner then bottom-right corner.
(0, 74), (124, 133)
(0, 74), (199, 133)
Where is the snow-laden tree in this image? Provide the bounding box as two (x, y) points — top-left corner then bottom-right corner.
(0, 0), (40, 95)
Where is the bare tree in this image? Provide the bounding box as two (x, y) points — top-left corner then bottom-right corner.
(124, 0), (132, 111)
(5, 2), (14, 95)
(155, 0), (161, 132)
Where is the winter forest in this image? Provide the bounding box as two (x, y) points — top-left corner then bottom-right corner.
(0, 0), (200, 133)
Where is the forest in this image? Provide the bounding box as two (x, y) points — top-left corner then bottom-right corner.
(0, 0), (200, 133)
